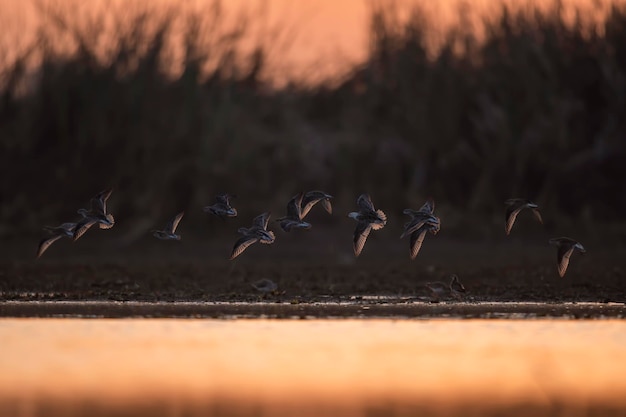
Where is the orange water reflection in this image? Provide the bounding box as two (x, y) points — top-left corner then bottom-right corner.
(1, 319), (626, 416)
(1, 0), (625, 85)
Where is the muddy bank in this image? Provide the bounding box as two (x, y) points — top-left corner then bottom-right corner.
(2, 236), (625, 305)
(1, 300), (624, 318)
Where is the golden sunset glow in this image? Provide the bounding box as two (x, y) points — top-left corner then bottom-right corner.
(1, 0), (624, 85)
(1, 319), (626, 416)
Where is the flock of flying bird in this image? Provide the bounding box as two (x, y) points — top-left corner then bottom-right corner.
(37, 189), (587, 297)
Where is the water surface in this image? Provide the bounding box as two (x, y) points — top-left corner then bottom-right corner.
(2, 318), (626, 416)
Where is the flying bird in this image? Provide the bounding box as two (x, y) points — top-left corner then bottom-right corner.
(347, 194), (387, 257)
(549, 237), (586, 277)
(504, 198), (543, 235)
(152, 212), (184, 240)
(37, 222), (77, 258)
(276, 192), (312, 232)
(73, 188), (115, 241)
(203, 193), (237, 218)
(229, 212), (276, 260)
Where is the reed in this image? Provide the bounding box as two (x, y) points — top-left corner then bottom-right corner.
(329, 1), (626, 236)
(1, 1), (625, 239)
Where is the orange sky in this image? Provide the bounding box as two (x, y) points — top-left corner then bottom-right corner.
(1, 0), (624, 85)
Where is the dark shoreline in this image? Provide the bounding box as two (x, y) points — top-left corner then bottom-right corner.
(1, 300), (624, 319)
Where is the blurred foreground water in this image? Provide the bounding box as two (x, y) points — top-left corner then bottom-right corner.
(2, 319), (626, 416)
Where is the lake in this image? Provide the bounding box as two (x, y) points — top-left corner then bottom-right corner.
(2, 317), (626, 416)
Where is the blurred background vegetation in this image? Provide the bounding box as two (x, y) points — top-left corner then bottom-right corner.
(1, 0), (625, 241)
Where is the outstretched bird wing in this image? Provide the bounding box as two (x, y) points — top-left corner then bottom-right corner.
(353, 222), (372, 257)
(166, 212), (185, 234)
(356, 194), (375, 212)
(301, 191), (333, 218)
(91, 188), (113, 215)
(37, 235), (64, 258)
(321, 198), (333, 215)
(418, 197), (435, 215)
(505, 206), (524, 235)
(286, 192), (304, 220)
(409, 228), (429, 260)
(556, 245), (575, 277)
(400, 217), (428, 239)
(252, 212), (271, 230)
(230, 236), (259, 260)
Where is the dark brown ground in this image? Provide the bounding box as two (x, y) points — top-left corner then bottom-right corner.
(1, 225), (625, 316)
